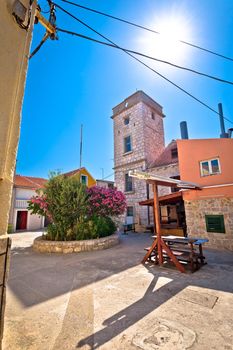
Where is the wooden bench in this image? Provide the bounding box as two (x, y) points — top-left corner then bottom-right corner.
(144, 239), (205, 272)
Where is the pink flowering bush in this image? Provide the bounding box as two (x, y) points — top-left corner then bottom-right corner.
(87, 186), (126, 217)
(29, 195), (50, 218)
(28, 174), (126, 241)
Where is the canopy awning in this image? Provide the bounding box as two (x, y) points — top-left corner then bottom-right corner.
(129, 170), (200, 189)
(139, 191), (183, 206)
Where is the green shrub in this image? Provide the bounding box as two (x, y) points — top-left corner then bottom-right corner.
(44, 216), (116, 241)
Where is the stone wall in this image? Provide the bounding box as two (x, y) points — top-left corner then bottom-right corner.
(113, 92), (165, 229)
(185, 197), (233, 250)
(33, 233), (120, 253)
(149, 163), (180, 197)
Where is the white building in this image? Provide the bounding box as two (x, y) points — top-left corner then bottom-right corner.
(9, 175), (47, 232)
(96, 179), (115, 189)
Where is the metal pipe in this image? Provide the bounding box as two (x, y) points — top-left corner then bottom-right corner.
(218, 103), (228, 138)
(228, 128), (233, 138)
(180, 121), (189, 139)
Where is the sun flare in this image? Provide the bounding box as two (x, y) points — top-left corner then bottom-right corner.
(137, 12), (193, 65)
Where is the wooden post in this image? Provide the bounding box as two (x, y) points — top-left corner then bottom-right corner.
(153, 184), (163, 265)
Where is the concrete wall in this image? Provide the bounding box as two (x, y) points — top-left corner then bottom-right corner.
(0, 0), (36, 345)
(177, 138), (233, 189)
(0, 0), (36, 235)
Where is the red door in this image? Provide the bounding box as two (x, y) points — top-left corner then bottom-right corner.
(16, 211), (28, 230)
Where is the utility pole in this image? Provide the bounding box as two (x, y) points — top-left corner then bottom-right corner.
(80, 124), (83, 168)
(101, 168), (104, 179)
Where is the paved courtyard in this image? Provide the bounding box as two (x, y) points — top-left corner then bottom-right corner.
(3, 231), (233, 350)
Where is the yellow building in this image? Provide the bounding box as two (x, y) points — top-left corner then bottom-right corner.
(63, 167), (96, 188)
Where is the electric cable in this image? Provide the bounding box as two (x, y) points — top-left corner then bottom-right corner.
(60, 0), (233, 63)
(56, 28), (233, 86)
(54, 3), (233, 125)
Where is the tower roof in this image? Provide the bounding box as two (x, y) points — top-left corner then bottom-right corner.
(112, 90), (164, 118)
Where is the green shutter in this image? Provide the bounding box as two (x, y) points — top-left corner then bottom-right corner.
(205, 215), (225, 233)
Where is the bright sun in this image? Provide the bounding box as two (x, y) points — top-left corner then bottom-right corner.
(137, 12), (193, 65)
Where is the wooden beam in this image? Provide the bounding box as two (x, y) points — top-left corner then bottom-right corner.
(160, 239), (185, 273)
(142, 238), (157, 263)
(35, 9), (56, 35)
(153, 184), (163, 265)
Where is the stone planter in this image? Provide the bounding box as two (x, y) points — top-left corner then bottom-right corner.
(33, 233), (120, 253)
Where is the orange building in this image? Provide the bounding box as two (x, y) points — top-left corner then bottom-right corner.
(177, 138), (233, 250)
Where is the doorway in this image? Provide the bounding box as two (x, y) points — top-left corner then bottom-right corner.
(16, 211), (28, 230)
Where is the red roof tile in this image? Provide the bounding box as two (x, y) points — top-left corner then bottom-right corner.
(14, 175), (47, 189)
(149, 140), (178, 168)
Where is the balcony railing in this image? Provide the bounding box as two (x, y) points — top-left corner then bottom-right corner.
(15, 199), (29, 209)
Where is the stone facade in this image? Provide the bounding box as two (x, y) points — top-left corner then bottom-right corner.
(113, 91), (165, 228)
(33, 233), (119, 253)
(185, 198), (233, 250)
(149, 163), (179, 197)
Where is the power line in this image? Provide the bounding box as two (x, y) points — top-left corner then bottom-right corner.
(54, 3), (233, 125)
(57, 28), (233, 86)
(102, 173), (114, 180)
(60, 0), (233, 63)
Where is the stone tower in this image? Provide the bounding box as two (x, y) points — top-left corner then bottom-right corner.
(112, 91), (165, 228)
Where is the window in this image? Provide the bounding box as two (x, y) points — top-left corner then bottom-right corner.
(125, 173), (133, 192)
(108, 183), (114, 189)
(205, 215), (225, 233)
(200, 158), (220, 176)
(151, 112), (155, 120)
(81, 175), (88, 185)
(124, 135), (132, 153)
(171, 148), (178, 159)
(127, 206), (134, 217)
(124, 116), (130, 125)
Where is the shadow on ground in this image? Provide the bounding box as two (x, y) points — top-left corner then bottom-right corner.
(5, 232), (233, 350)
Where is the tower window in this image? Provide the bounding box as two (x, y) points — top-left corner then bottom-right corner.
(125, 173), (133, 192)
(124, 135), (132, 153)
(151, 112), (155, 120)
(124, 116), (130, 125)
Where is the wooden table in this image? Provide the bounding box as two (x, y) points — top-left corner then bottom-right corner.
(147, 235), (209, 272)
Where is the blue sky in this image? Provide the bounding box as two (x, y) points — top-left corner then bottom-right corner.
(17, 0), (233, 180)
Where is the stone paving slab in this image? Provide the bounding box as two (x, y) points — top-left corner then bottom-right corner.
(3, 231), (233, 350)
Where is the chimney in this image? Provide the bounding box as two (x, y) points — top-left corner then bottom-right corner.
(218, 103), (228, 138)
(180, 121), (189, 139)
(228, 128), (233, 138)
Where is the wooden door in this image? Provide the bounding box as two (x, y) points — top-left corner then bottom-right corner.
(16, 211), (28, 230)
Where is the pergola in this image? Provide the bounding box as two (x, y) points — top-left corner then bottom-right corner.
(129, 170), (200, 273)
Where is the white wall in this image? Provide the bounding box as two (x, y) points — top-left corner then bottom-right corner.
(12, 187), (44, 231)
(13, 209), (44, 232)
(15, 187), (36, 199)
